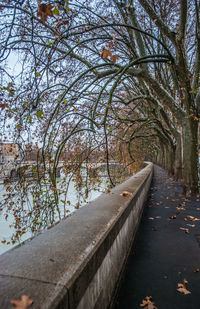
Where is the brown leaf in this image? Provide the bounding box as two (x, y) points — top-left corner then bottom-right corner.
(194, 268), (199, 273)
(37, 3), (53, 24)
(169, 215), (176, 219)
(177, 279), (191, 295)
(101, 48), (112, 60)
(140, 296), (158, 308)
(111, 54), (118, 64)
(0, 103), (9, 109)
(177, 287), (191, 295)
(120, 191), (132, 197)
(10, 295), (33, 309)
(106, 189), (112, 194)
(152, 227), (157, 231)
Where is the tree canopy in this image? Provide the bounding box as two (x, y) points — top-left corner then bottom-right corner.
(0, 0), (199, 242)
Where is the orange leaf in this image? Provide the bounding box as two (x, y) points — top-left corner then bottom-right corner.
(169, 215), (176, 219)
(111, 54), (118, 64)
(177, 279), (191, 295)
(120, 191), (132, 197)
(140, 296), (157, 308)
(186, 215), (200, 221)
(177, 287), (191, 295)
(101, 48), (112, 60)
(10, 295), (33, 309)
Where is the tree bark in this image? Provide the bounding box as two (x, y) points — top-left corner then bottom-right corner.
(182, 117), (199, 194)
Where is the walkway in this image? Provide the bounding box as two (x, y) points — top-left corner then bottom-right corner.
(114, 165), (200, 309)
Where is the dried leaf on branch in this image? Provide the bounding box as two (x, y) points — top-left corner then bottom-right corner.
(37, 3), (53, 24)
(101, 48), (118, 64)
(111, 54), (118, 64)
(101, 48), (112, 60)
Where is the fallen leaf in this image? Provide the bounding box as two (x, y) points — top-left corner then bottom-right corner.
(120, 191), (132, 197)
(169, 215), (176, 219)
(177, 287), (191, 295)
(152, 227), (157, 231)
(10, 295), (33, 309)
(177, 279), (191, 295)
(140, 296), (158, 308)
(186, 224), (195, 228)
(155, 216), (161, 219)
(180, 227), (190, 234)
(194, 268), (199, 273)
(178, 207), (186, 211)
(148, 217), (154, 220)
(186, 215), (200, 222)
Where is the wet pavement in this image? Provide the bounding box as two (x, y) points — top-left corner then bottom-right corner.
(114, 165), (200, 309)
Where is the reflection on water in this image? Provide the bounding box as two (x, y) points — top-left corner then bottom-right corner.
(0, 174), (107, 255)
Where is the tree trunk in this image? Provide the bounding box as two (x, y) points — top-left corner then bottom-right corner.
(182, 117), (199, 194)
(174, 132), (183, 180)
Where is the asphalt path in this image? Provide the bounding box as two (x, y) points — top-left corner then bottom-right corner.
(114, 165), (200, 309)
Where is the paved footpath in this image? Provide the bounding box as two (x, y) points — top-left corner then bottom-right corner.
(114, 165), (200, 309)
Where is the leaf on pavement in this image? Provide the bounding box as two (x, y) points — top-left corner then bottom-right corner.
(169, 215), (176, 219)
(180, 227), (190, 234)
(186, 215), (200, 222)
(140, 296), (158, 308)
(186, 224), (195, 228)
(177, 279), (191, 295)
(10, 295), (33, 309)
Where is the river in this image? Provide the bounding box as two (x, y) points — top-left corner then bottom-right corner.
(0, 174), (108, 255)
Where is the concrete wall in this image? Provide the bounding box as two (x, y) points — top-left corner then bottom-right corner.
(0, 162), (153, 309)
